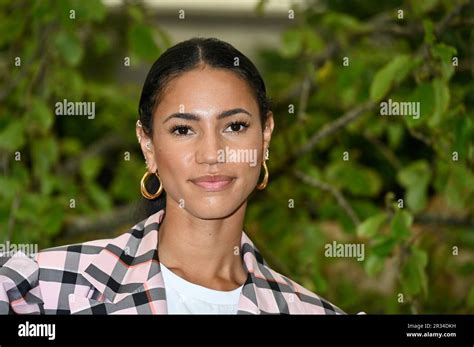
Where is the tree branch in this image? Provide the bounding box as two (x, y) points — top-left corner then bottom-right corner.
(60, 203), (138, 238)
(363, 132), (402, 170)
(435, 0), (472, 36)
(293, 169), (361, 227)
(57, 134), (125, 176)
(414, 213), (474, 228)
(271, 100), (375, 180)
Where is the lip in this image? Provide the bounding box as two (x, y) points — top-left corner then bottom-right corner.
(190, 175), (236, 192)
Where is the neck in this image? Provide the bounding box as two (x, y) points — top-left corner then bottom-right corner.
(157, 199), (248, 291)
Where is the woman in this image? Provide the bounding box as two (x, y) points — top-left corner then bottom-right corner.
(0, 38), (344, 315)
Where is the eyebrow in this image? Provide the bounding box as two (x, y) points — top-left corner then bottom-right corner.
(163, 108), (252, 123)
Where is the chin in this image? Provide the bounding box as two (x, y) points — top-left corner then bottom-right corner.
(185, 197), (247, 220)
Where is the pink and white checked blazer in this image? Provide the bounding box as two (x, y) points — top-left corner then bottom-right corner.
(0, 210), (345, 314)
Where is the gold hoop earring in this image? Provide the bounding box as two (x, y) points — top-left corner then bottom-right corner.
(140, 170), (163, 199)
(256, 160), (269, 190)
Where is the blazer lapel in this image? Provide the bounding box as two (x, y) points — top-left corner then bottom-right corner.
(237, 232), (291, 314)
(70, 210), (168, 314)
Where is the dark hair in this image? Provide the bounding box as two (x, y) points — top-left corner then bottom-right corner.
(136, 37), (271, 220)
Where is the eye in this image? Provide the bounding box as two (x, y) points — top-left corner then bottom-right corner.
(170, 125), (195, 137)
(224, 121), (250, 133)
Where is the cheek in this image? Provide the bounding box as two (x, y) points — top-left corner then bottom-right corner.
(240, 163), (261, 188)
(155, 145), (194, 178)
(230, 145), (264, 185)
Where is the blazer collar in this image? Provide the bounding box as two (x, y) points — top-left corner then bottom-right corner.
(79, 209), (279, 314)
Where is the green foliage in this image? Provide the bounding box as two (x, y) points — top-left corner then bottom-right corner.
(256, 0), (473, 314)
(357, 213), (387, 238)
(1, 0), (472, 315)
(401, 246), (428, 296)
(397, 161), (431, 212)
(128, 24), (161, 61)
(370, 54), (416, 101)
(0, 0), (170, 247)
(391, 209), (413, 240)
(54, 31), (84, 66)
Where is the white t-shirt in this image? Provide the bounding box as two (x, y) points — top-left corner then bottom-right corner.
(160, 263), (243, 314)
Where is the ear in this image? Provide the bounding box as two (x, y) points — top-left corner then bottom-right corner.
(136, 122), (158, 173)
(262, 111), (274, 157)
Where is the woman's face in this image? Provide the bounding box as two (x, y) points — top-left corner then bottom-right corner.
(137, 66), (274, 219)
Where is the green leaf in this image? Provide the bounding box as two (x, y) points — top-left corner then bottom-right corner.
(304, 28), (324, 54)
(128, 24), (160, 61)
(372, 236), (398, 257)
(431, 43), (457, 60)
(74, 0), (106, 22)
(61, 137), (82, 156)
(26, 98), (53, 135)
(431, 43), (457, 81)
(429, 78), (450, 127)
(410, 0), (439, 15)
(41, 200), (65, 237)
(0, 12), (25, 46)
(111, 159), (142, 201)
(281, 28), (303, 57)
(387, 122), (404, 149)
(312, 275), (328, 294)
(400, 246), (428, 296)
(67, 71), (85, 99)
(406, 83), (434, 127)
(370, 55), (412, 101)
(397, 160), (431, 212)
(357, 213), (387, 238)
(423, 19), (435, 44)
(391, 209), (413, 240)
(15, 194), (43, 222)
(54, 31), (83, 66)
(364, 254), (384, 277)
(0, 175), (23, 200)
(452, 116), (472, 161)
(321, 12), (366, 32)
(445, 164), (474, 209)
(80, 156), (103, 182)
(86, 183), (111, 211)
(127, 5), (144, 22)
(398, 160), (431, 187)
(39, 173), (57, 196)
(31, 137), (58, 180)
(93, 32), (112, 55)
(326, 162), (382, 197)
(0, 121), (25, 151)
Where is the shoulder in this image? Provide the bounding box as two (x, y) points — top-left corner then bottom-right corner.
(33, 210), (155, 270)
(0, 212), (161, 314)
(35, 238), (110, 273)
(0, 238), (111, 314)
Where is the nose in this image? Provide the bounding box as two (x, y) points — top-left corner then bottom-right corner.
(195, 130), (222, 165)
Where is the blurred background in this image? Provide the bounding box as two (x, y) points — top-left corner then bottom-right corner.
(0, 0), (473, 314)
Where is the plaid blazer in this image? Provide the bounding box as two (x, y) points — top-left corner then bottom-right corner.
(0, 210), (345, 315)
